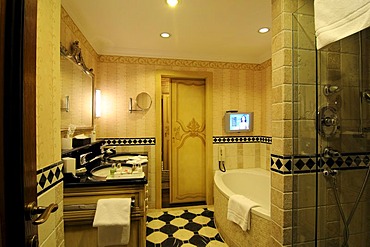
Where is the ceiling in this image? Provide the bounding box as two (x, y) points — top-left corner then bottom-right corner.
(61, 0), (272, 64)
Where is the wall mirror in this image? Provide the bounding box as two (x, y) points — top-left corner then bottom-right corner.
(60, 41), (95, 131)
(129, 92), (152, 113)
(136, 92), (152, 110)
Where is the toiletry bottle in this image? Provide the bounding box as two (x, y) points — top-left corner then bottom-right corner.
(110, 164), (117, 176)
(116, 163), (122, 172)
(90, 130), (96, 142)
(137, 164), (142, 173)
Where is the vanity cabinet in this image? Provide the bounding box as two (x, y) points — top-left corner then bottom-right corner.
(64, 183), (148, 247)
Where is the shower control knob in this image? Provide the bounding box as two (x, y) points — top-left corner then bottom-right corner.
(322, 116), (337, 126)
(323, 147), (340, 158)
(324, 84), (341, 96)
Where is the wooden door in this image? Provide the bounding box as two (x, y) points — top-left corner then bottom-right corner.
(170, 79), (206, 204)
(0, 0), (38, 246)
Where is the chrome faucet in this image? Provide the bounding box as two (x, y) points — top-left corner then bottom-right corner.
(80, 152), (92, 166)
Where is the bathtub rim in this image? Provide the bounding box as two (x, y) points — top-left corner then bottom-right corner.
(214, 168), (271, 220)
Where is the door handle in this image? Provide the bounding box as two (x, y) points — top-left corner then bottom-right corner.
(25, 201), (58, 225)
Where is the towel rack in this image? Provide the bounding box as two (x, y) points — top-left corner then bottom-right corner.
(64, 196), (136, 211)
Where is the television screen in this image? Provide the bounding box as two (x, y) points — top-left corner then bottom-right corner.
(224, 112), (253, 133)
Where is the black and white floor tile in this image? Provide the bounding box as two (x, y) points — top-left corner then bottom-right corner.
(146, 206), (228, 247)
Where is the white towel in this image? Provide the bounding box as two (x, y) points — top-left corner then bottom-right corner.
(227, 194), (259, 231)
(93, 198), (131, 246)
(314, 0), (370, 49)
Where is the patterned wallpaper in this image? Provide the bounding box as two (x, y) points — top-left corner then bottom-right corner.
(95, 57), (271, 138)
(36, 0), (62, 169)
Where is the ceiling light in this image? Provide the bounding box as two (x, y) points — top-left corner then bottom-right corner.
(166, 0), (179, 7)
(160, 32), (171, 38)
(258, 27), (270, 34)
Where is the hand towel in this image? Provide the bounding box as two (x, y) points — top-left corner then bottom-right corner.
(227, 194), (259, 231)
(314, 0), (370, 49)
(93, 198), (131, 246)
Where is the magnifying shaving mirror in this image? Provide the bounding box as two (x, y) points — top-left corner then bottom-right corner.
(129, 92), (152, 113)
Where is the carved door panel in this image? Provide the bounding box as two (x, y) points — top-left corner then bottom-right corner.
(170, 79), (206, 204)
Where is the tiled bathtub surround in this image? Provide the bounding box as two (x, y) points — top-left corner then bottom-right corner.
(213, 185), (272, 247)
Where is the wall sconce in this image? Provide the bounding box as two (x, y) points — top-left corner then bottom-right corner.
(95, 89), (101, 118)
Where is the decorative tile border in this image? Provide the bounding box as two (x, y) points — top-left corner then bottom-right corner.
(37, 161), (63, 196)
(101, 137), (156, 146)
(322, 153), (370, 170)
(213, 136), (272, 144)
(101, 136), (272, 146)
(271, 154), (294, 174)
(271, 153), (370, 174)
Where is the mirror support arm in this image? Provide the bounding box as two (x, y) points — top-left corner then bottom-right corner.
(128, 97), (143, 113)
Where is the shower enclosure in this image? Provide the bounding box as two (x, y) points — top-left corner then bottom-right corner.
(292, 3), (370, 246)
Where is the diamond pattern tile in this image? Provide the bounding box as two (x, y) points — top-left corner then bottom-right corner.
(146, 207), (226, 246)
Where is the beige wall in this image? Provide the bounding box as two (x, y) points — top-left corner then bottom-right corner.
(37, 0), (62, 169)
(36, 0), (64, 246)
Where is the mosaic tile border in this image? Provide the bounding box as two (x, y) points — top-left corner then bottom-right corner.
(101, 137), (156, 146)
(213, 136), (272, 144)
(102, 136), (272, 146)
(271, 153), (370, 174)
(37, 161), (63, 196)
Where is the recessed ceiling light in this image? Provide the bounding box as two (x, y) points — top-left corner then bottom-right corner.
(160, 32), (171, 38)
(166, 0), (179, 7)
(258, 27), (270, 34)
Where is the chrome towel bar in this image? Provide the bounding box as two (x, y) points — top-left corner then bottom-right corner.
(64, 196), (135, 211)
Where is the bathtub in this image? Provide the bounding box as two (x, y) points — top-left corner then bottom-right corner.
(213, 168), (272, 247)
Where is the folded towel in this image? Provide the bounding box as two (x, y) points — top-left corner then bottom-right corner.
(93, 198), (131, 246)
(314, 0), (370, 49)
(227, 194), (259, 231)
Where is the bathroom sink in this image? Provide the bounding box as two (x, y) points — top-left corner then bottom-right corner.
(90, 165), (145, 181)
(107, 154), (148, 164)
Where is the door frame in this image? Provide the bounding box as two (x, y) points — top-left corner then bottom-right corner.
(155, 70), (213, 208)
(0, 0), (37, 246)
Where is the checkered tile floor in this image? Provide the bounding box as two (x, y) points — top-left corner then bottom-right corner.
(146, 206), (228, 247)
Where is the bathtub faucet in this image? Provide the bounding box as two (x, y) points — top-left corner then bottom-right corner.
(218, 161), (226, 172)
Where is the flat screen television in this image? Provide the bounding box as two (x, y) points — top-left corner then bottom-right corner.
(224, 112), (253, 133)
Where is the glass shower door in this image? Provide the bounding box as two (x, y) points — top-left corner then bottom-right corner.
(316, 28), (370, 247)
(292, 3), (370, 246)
